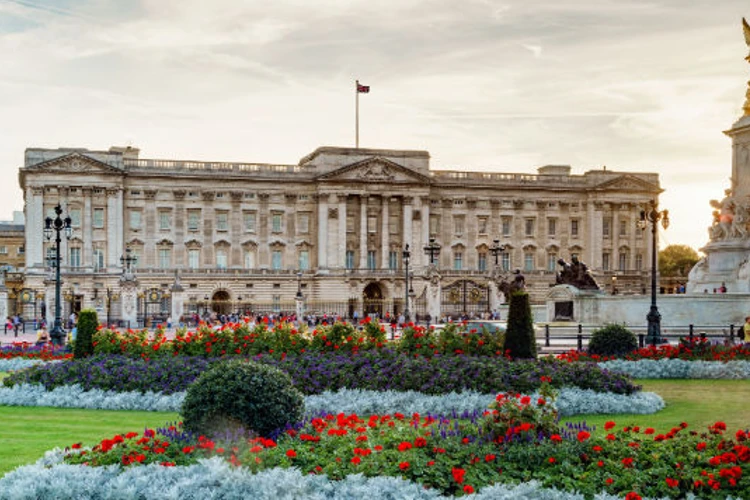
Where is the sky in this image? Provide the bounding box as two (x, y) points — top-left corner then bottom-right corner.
(1, 0), (749, 253)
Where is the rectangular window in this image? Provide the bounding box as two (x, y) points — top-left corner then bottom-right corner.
(298, 214), (309, 234)
(158, 248), (171, 269)
(187, 210), (200, 231)
(524, 252), (534, 271)
(603, 217), (612, 238)
(429, 215), (439, 236)
(93, 248), (104, 272)
(367, 251), (376, 270)
(454, 216), (464, 236)
(478, 253), (487, 271)
(0, 246), (6, 255)
(69, 248), (81, 268)
(602, 252), (611, 271)
(477, 217), (488, 235)
(501, 252), (510, 271)
(502, 217), (512, 237)
(216, 250), (227, 269)
(548, 218), (556, 237)
(347, 215), (355, 233)
(188, 249), (200, 269)
(129, 210), (142, 230)
(299, 250), (309, 270)
(244, 250), (254, 269)
(571, 219), (579, 238)
(346, 250), (355, 270)
(70, 208), (81, 228)
(46, 247), (57, 267)
(17, 246), (24, 255)
(547, 253), (557, 271)
(635, 253), (643, 271)
(272, 250), (282, 270)
(216, 212), (229, 231)
(130, 249), (140, 270)
(367, 216), (377, 234)
(454, 252), (463, 270)
(389, 215), (399, 235)
(272, 213), (283, 233)
(619, 252), (628, 271)
(93, 208), (105, 228)
(389, 251), (398, 270)
(619, 220), (627, 237)
(244, 212), (256, 232)
(525, 218), (535, 237)
(159, 211), (171, 230)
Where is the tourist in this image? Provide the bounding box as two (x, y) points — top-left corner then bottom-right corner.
(36, 325), (50, 346)
(744, 316), (750, 344)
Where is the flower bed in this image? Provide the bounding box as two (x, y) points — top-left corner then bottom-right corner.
(4, 414), (747, 499)
(2, 352), (640, 396)
(599, 359), (750, 379)
(558, 338), (750, 363)
(0, 343), (71, 361)
(0, 384), (665, 416)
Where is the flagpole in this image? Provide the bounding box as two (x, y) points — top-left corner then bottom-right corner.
(355, 79), (359, 148)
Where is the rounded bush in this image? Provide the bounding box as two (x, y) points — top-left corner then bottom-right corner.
(588, 324), (638, 357)
(182, 359), (304, 438)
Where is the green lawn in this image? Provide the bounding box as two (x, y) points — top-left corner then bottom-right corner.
(0, 406), (178, 476)
(1, 378), (748, 478)
(561, 379), (750, 432)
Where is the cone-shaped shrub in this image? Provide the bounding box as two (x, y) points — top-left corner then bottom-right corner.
(503, 291), (537, 359)
(73, 309), (97, 359)
(182, 359), (304, 438)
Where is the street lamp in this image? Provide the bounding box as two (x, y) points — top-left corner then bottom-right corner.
(44, 204), (72, 345)
(489, 239), (506, 267)
(423, 237), (441, 266)
(295, 272), (303, 300)
(402, 244), (411, 322)
(638, 199), (669, 346)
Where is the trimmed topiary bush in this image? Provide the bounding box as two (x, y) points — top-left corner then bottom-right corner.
(503, 291), (537, 359)
(182, 359), (304, 438)
(588, 324), (638, 357)
(73, 309), (97, 359)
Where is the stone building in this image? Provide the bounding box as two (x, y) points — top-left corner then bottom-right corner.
(18, 145), (661, 326)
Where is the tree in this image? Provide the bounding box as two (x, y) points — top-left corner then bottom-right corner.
(658, 244), (700, 277)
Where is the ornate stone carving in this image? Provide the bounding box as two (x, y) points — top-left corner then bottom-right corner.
(144, 190), (157, 200)
(328, 208), (338, 219)
(230, 191), (243, 201)
(202, 191), (215, 201)
(358, 162), (395, 181)
(106, 188), (121, 197)
(173, 190), (186, 200)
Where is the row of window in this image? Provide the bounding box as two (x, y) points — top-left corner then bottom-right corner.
(441, 216), (641, 239)
(0, 246), (23, 255)
(49, 247), (644, 273)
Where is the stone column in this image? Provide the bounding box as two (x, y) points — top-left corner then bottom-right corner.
(317, 194), (328, 270)
(611, 206), (619, 270)
(27, 186), (45, 270)
(421, 198), (430, 268)
(587, 201), (603, 268)
(230, 192), (243, 267)
(83, 187), (93, 269)
(106, 188), (122, 270)
(144, 190), (157, 267)
(427, 276), (441, 322)
(402, 196), (413, 254)
(338, 194), (347, 269)
(120, 278), (139, 327)
(359, 195), (368, 269)
(381, 196), (389, 269)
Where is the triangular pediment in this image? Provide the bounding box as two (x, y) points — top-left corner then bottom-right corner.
(23, 152), (123, 175)
(316, 157), (431, 184)
(594, 174), (661, 193)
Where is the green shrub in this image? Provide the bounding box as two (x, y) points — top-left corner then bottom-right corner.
(503, 292), (537, 359)
(73, 309), (97, 359)
(588, 324), (637, 357)
(182, 359), (304, 438)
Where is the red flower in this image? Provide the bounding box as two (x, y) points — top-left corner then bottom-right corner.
(604, 421), (616, 430)
(463, 485), (475, 494)
(550, 434), (562, 443)
(452, 467), (466, 484)
(399, 461), (410, 470)
(625, 493), (642, 500)
(621, 457), (634, 468)
(605, 478), (614, 485)
(351, 456), (361, 465)
(548, 457), (556, 464)
(286, 449), (297, 458)
(644, 428), (655, 435)
(597, 460), (604, 467)
(485, 454), (496, 462)
(665, 477), (679, 488)
(577, 431), (590, 442)
(696, 442), (707, 451)
(397, 441), (412, 452)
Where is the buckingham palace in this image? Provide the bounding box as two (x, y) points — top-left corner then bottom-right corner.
(17, 145), (660, 326)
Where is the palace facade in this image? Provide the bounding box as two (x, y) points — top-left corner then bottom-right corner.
(18, 145), (661, 325)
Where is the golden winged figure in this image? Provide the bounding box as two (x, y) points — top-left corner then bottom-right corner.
(744, 17), (750, 61)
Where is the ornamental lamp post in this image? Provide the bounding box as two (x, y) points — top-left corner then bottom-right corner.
(638, 199), (669, 347)
(44, 204), (72, 346)
(423, 237), (441, 266)
(489, 239), (506, 267)
(402, 244), (411, 322)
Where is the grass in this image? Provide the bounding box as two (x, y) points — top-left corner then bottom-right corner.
(561, 379), (750, 432)
(0, 406), (178, 476)
(1, 377), (749, 479)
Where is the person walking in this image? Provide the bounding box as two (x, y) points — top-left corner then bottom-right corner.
(744, 316), (750, 344)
